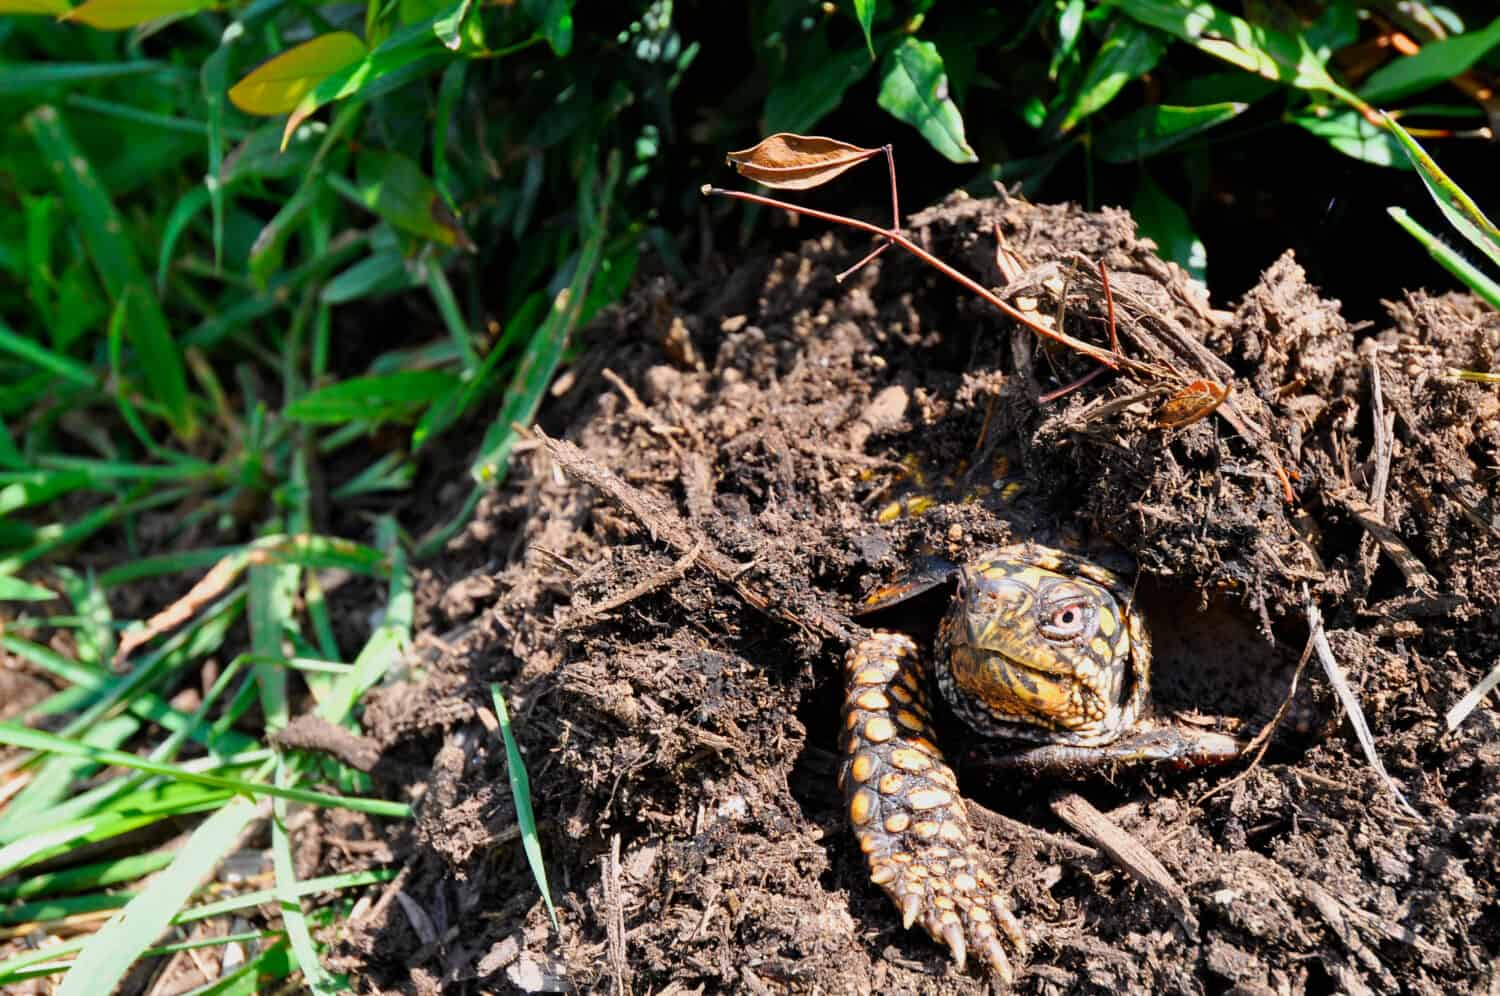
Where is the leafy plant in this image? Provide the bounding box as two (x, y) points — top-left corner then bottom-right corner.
(2, 0), (1498, 989)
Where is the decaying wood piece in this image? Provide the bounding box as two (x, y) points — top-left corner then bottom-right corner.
(1049, 790), (1198, 937)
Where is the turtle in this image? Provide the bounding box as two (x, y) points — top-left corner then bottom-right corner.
(839, 542), (1246, 981)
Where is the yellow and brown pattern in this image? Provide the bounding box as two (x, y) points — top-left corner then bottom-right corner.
(840, 543), (1152, 979)
(839, 631), (1027, 980)
(935, 544), (1149, 745)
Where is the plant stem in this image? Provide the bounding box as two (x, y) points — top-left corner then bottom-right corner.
(704, 185), (1123, 368)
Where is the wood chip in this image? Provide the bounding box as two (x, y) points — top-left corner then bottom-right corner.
(1049, 790), (1198, 938)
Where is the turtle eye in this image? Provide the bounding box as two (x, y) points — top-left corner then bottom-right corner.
(1040, 600), (1093, 641)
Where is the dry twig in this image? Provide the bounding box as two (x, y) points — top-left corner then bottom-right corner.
(1049, 790), (1198, 937)
(1446, 658), (1500, 731)
(1304, 588), (1421, 820)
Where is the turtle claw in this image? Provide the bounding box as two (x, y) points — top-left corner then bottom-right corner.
(901, 891), (922, 930)
(995, 899), (1028, 958)
(941, 919), (967, 971)
(979, 934), (1014, 984)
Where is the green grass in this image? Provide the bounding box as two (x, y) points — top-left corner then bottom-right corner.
(1, 1), (1497, 990)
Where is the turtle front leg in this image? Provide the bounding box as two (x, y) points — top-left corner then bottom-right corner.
(840, 632), (1027, 980)
(972, 723), (1246, 780)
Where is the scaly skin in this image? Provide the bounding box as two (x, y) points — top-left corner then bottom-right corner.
(839, 631), (1028, 980)
(841, 543), (1151, 979)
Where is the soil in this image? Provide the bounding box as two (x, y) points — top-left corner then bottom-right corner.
(313, 193), (1498, 991)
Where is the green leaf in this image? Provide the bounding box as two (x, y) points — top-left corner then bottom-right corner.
(1361, 16), (1500, 104)
(1388, 208), (1500, 310)
(280, 23), (449, 146)
(0, 577), (53, 602)
(321, 250), (416, 304)
(877, 38), (976, 163)
(764, 42), (873, 136)
(1108, 0), (1359, 105)
(354, 150), (473, 249)
(433, 0), (474, 50)
(0, 0), (69, 12)
(1094, 101), (1246, 162)
(1058, 19), (1166, 132)
(1133, 172), (1206, 283)
(1051, 0), (1087, 79)
(64, 0), (216, 29)
(285, 370), (461, 424)
(228, 32), (369, 115)
(852, 0), (876, 58)
(522, 0), (572, 56)
(1291, 108), (1405, 168)
(1383, 113), (1500, 270)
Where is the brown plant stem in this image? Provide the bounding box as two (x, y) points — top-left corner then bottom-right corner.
(702, 184), (1135, 370)
(835, 144), (899, 283)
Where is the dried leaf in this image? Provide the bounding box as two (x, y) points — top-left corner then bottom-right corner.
(114, 549), (258, 666)
(725, 133), (880, 190)
(1156, 378), (1229, 429)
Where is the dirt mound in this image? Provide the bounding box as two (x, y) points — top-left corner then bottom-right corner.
(341, 192), (1500, 994)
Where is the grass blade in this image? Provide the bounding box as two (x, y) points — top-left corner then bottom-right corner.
(272, 761), (339, 994)
(0, 723), (411, 817)
(1387, 207), (1500, 309)
(0, 576), (54, 601)
(490, 684), (558, 930)
(316, 517), (408, 723)
(472, 149), (620, 484)
(0, 851), (176, 902)
(0, 317), (95, 387)
(0, 892), (133, 927)
(1382, 112), (1500, 270)
(0, 870), (392, 985)
(55, 798), (261, 996)
(285, 369), (460, 424)
(0, 62), (180, 95)
(22, 107), (193, 437)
